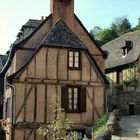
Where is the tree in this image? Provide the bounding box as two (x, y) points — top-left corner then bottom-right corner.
(90, 16), (134, 43)
(134, 18), (140, 30)
(37, 96), (73, 140)
(99, 29), (118, 42)
(90, 26), (102, 40)
(119, 18), (131, 35)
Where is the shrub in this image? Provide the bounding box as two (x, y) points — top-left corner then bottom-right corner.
(92, 114), (109, 138)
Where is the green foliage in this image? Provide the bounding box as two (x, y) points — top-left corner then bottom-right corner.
(123, 63), (139, 88)
(124, 77), (139, 87)
(92, 114), (109, 131)
(37, 96), (74, 140)
(92, 114), (109, 138)
(99, 28), (118, 42)
(90, 16), (140, 43)
(118, 18), (131, 35)
(94, 125), (107, 139)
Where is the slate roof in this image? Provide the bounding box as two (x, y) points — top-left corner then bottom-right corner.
(101, 30), (140, 69)
(42, 19), (87, 50)
(21, 19), (42, 30)
(0, 55), (7, 71)
(16, 19), (43, 39)
(95, 40), (106, 47)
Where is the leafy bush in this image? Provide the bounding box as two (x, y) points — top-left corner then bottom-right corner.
(92, 114), (109, 138)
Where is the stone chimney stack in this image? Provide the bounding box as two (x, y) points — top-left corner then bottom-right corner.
(50, 0), (74, 26)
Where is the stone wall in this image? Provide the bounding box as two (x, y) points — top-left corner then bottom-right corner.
(107, 91), (140, 115)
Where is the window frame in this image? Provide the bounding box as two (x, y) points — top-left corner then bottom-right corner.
(67, 86), (80, 113)
(68, 50), (81, 70)
(61, 85), (86, 113)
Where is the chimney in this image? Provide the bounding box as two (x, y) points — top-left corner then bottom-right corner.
(50, 0), (74, 26)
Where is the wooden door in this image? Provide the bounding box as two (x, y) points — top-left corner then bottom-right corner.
(129, 104), (134, 116)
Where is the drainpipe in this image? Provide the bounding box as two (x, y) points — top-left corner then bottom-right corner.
(6, 82), (15, 140)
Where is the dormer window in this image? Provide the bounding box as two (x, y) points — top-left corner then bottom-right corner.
(121, 40), (133, 57)
(126, 40), (133, 48)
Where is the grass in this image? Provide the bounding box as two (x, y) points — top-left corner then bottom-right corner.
(92, 113), (109, 139)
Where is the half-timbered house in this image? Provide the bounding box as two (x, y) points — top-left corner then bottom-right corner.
(1, 0), (109, 139)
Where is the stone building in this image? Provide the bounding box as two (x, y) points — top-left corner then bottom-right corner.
(102, 30), (140, 115)
(1, 0), (109, 140)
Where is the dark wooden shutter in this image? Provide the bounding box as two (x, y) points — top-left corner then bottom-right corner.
(61, 86), (68, 112)
(79, 87), (86, 112)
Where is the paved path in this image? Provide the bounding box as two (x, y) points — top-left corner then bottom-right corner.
(112, 115), (140, 140)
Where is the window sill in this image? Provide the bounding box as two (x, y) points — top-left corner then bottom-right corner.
(65, 110), (82, 113)
(68, 67), (81, 70)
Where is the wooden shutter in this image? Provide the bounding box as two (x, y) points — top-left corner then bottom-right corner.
(61, 86), (68, 112)
(79, 87), (86, 112)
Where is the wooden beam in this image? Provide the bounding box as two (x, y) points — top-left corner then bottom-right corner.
(92, 87), (95, 122)
(45, 48), (48, 79)
(56, 50), (59, 80)
(26, 130), (33, 140)
(24, 82), (27, 122)
(16, 84), (34, 121)
(34, 85), (37, 122)
(14, 122), (47, 129)
(35, 56), (36, 77)
(44, 85), (47, 123)
(34, 130), (36, 140)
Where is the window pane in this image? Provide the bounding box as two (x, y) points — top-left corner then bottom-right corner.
(69, 93), (72, 99)
(68, 88), (72, 94)
(69, 99), (72, 104)
(75, 56), (79, 62)
(74, 105), (77, 110)
(74, 88), (78, 93)
(69, 61), (73, 67)
(74, 93), (78, 99)
(74, 62), (79, 67)
(74, 99), (78, 104)
(69, 51), (73, 57)
(75, 52), (79, 57)
(69, 104), (72, 110)
(69, 56), (73, 62)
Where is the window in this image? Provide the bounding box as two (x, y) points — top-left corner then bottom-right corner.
(106, 72), (117, 83)
(68, 51), (81, 69)
(122, 68), (135, 81)
(61, 86), (86, 113)
(68, 87), (79, 111)
(126, 40), (133, 48)
(122, 40), (133, 57)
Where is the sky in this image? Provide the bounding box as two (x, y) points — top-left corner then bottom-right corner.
(0, 0), (140, 54)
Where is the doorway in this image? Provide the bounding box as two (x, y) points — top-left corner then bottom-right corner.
(129, 103), (134, 116)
